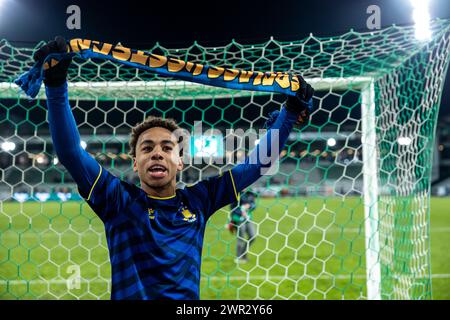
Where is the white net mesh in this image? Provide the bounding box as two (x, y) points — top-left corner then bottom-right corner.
(1, 19), (450, 299)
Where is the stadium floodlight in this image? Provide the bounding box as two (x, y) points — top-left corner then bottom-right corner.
(36, 154), (46, 164)
(397, 136), (412, 146)
(327, 138), (337, 147)
(1, 141), (16, 151)
(0, 0), (6, 12)
(410, 0), (431, 40)
(80, 140), (87, 149)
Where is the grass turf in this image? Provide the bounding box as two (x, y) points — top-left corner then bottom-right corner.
(0, 196), (449, 299)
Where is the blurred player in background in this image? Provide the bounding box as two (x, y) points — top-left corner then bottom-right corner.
(228, 190), (257, 264)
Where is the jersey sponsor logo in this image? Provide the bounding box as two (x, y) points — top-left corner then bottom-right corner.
(148, 208), (155, 220)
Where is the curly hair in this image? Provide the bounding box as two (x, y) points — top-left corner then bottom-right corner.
(128, 116), (182, 158)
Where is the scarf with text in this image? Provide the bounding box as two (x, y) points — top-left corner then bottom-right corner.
(15, 38), (302, 99)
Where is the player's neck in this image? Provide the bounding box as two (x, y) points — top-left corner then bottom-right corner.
(141, 181), (176, 199)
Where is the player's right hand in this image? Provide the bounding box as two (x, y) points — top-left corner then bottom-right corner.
(284, 74), (315, 124)
(33, 36), (71, 87)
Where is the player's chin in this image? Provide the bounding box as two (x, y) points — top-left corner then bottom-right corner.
(145, 179), (169, 189)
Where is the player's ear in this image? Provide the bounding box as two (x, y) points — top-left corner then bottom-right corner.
(177, 157), (183, 172)
(175, 141), (184, 172)
(133, 157), (138, 172)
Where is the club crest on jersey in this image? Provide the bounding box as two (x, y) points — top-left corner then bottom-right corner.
(180, 206), (196, 223)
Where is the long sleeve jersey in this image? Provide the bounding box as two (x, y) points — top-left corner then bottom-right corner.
(46, 82), (298, 299)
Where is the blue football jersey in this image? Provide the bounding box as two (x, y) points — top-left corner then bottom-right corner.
(81, 167), (240, 299)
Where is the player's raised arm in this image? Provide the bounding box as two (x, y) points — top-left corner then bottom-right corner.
(231, 79), (314, 192)
(190, 76), (314, 218)
(40, 37), (119, 220)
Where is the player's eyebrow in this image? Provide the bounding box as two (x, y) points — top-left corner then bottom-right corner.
(140, 139), (176, 146)
(160, 139), (176, 146)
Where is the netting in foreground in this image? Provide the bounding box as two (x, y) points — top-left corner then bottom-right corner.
(1, 19), (450, 299)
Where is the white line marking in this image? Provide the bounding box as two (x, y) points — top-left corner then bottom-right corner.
(1, 273), (449, 286)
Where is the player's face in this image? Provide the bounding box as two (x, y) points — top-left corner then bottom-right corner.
(133, 127), (183, 190)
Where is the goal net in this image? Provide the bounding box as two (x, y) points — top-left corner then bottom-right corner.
(1, 19), (450, 300)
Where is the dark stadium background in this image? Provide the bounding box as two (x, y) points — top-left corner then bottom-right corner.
(1, 0), (450, 186)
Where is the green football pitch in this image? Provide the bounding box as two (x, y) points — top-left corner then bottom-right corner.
(0, 197), (449, 300)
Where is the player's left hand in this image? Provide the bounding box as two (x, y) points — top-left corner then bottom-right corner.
(33, 36), (72, 87)
(284, 74), (315, 124)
